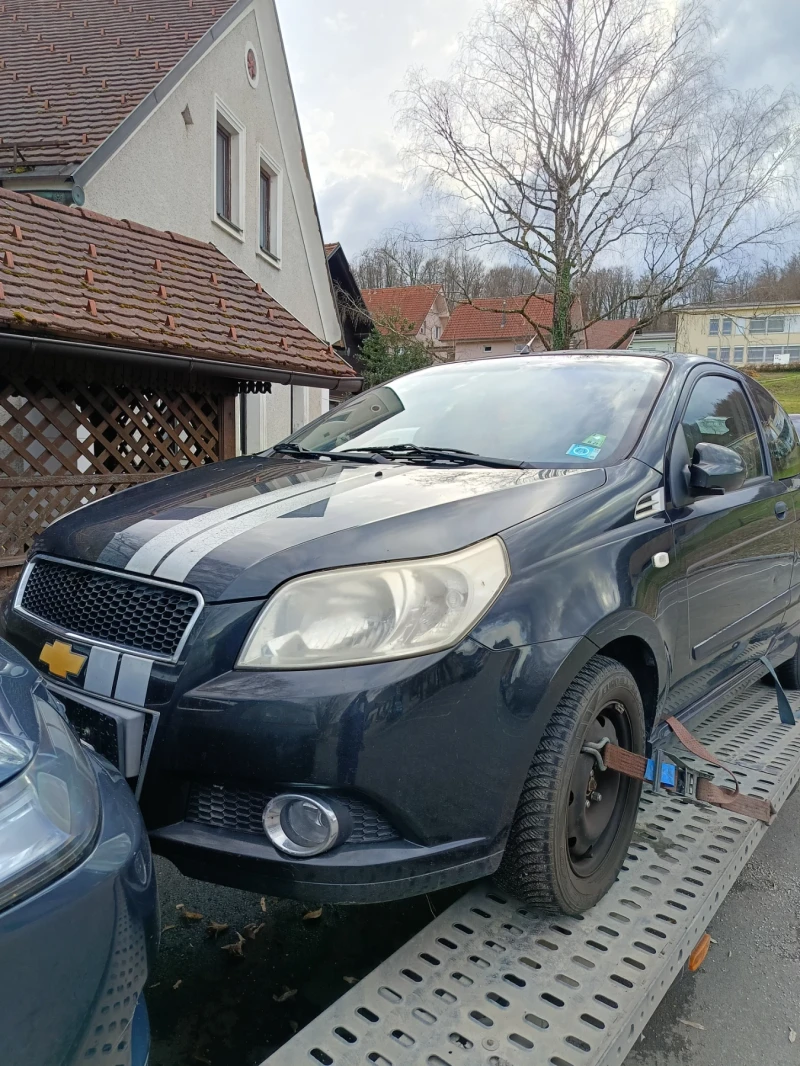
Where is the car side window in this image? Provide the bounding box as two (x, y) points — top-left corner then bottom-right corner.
(681, 375), (764, 482)
(746, 378), (800, 479)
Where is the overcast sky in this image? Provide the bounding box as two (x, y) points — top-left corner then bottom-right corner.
(276, 0), (798, 258)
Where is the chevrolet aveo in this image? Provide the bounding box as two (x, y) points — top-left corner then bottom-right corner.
(3, 353), (800, 916)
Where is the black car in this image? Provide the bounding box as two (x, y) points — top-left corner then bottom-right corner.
(3, 352), (800, 916)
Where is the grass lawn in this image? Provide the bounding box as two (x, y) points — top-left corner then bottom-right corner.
(753, 370), (800, 413)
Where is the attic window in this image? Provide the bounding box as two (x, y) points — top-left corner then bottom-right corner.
(214, 97), (245, 240)
(257, 146), (283, 264)
(484, 345), (493, 352)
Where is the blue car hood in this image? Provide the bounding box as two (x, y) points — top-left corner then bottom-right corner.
(34, 455), (606, 602)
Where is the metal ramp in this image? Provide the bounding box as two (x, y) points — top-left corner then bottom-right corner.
(265, 684), (800, 1066)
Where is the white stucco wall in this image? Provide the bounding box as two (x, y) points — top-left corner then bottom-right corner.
(82, 1), (338, 349)
(455, 339), (532, 361)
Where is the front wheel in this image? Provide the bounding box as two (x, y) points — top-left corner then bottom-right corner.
(496, 655), (645, 915)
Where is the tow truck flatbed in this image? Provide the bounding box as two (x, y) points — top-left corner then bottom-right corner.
(264, 681), (800, 1066)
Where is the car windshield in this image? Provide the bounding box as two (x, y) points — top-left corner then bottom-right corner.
(284, 355), (669, 466)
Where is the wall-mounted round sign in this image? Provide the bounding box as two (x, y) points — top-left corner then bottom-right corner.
(245, 44), (259, 88)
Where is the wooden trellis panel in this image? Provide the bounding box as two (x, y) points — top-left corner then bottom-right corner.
(0, 359), (237, 568)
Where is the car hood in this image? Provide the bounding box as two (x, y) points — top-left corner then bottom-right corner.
(35, 455), (606, 601)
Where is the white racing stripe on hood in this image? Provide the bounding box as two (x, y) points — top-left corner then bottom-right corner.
(153, 466), (581, 584)
(123, 474), (344, 576)
(152, 468), (389, 582)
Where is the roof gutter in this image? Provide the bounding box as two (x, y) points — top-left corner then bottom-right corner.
(0, 332), (362, 393)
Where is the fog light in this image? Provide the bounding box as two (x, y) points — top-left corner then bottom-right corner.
(263, 794), (345, 857)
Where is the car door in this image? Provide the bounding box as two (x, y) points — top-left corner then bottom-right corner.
(664, 370), (795, 711)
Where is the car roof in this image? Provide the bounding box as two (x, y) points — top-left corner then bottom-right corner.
(424, 350), (717, 372)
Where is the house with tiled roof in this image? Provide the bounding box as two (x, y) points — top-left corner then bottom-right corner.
(324, 241), (372, 376)
(582, 318), (639, 351)
(0, 0), (342, 445)
(441, 295), (585, 360)
(361, 284), (450, 350)
(0, 187), (355, 574)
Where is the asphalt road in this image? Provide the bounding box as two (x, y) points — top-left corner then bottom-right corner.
(147, 786), (800, 1066)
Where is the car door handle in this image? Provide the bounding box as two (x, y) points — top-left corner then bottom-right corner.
(775, 501), (788, 520)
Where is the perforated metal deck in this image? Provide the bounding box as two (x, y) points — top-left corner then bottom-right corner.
(264, 684), (800, 1066)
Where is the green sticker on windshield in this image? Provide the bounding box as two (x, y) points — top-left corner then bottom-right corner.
(695, 416), (729, 435)
(582, 433), (607, 449)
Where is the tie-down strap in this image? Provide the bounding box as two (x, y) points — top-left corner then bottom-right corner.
(587, 715), (775, 825)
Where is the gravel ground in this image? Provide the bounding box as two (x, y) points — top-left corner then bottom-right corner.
(147, 786), (800, 1066)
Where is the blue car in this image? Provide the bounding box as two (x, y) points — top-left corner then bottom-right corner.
(0, 638), (158, 1066)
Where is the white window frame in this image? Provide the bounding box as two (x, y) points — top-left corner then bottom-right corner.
(256, 145), (283, 267)
(213, 96), (246, 243)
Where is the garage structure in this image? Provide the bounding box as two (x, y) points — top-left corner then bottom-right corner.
(0, 188), (358, 581)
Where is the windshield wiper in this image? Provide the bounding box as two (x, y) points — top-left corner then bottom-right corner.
(353, 444), (525, 469)
(272, 443), (380, 464)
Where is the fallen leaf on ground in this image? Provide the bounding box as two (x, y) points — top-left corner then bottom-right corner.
(343, 976), (357, 985)
(289, 1020), (299, 1034)
(709, 937), (718, 944)
(678, 1019), (705, 1031)
(221, 932), (245, 957)
(303, 907), (323, 921)
(790, 1028), (797, 1044)
(173, 979), (182, 990)
(176, 903), (185, 910)
(206, 921), (229, 938)
(273, 986), (297, 1003)
(244, 921), (265, 940)
(260, 897), (267, 913)
(161, 924), (177, 933)
(148, 983), (161, 990)
(181, 910), (204, 922)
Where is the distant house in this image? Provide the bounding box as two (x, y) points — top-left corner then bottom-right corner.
(0, 0), (342, 445)
(324, 243), (372, 369)
(676, 301), (800, 366)
(362, 285), (450, 349)
(442, 296), (584, 360)
(582, 318), (639, 350)
(628, 331), (677, 354)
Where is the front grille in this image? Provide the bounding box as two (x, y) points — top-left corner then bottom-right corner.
(186, 783), (400, 844)
(20, 557), (200, 658)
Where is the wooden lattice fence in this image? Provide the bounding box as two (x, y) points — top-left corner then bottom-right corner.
(0, 353), (236, 572)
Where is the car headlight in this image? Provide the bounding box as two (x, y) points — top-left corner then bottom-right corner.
(0, 690), (99, 913)
(237, 536), (510, 669)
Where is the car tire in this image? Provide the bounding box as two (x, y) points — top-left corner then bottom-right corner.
(495, 655), (645, 915)
(777, 642), (800, 689)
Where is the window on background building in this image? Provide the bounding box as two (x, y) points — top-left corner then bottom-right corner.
(259, 169), (271, 253)
(706, 347), (718, 359)
(257, 147), (283, 262)
(484, 346), (493, 352)
(216, 124), (232, 221)
(733, 347), (744, 363)
(709, 318), (720, 335)
(214, 99), (245, 235)
(748, 347), (765, 362)
(719, 347), (731, 363)
(434, 326), (441, 340)
(722, 318), (732, 335)
(750, 316), (787, 334)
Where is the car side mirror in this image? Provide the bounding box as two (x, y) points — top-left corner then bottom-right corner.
(688, 441), (746, 497)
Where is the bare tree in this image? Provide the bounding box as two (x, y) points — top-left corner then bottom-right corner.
(397, 0), (800, 349)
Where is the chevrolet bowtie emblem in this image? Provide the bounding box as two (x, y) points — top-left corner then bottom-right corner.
(40, 640), (87, 680)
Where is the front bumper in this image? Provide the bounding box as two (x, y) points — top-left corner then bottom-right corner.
(3, 595), (582, 903)
(0, 752), (159, 1066)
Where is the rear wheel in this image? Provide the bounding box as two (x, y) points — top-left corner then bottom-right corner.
(496, 655), (645, 915)
(777, 642), (800, 689)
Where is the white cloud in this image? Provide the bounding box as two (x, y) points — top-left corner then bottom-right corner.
(411, 28), (428, 48)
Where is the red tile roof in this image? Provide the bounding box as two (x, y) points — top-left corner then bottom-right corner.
(0, 0), (236, 169)
(582, 318), (639, 350)
(441, 296), (562, 342)
(362, 284), (443, 334)
(0, 188), (355, 380)
(323, 242), (340, 258)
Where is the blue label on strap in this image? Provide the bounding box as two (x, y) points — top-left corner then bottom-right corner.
(645, 759), (677, 787)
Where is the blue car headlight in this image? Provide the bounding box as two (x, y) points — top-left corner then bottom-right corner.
(0, 692), (99, 913)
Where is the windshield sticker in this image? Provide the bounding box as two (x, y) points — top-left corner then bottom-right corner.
(582, 433), (607, 449)
(567, 443), (601, 460)
(695, 416), (729, 435)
